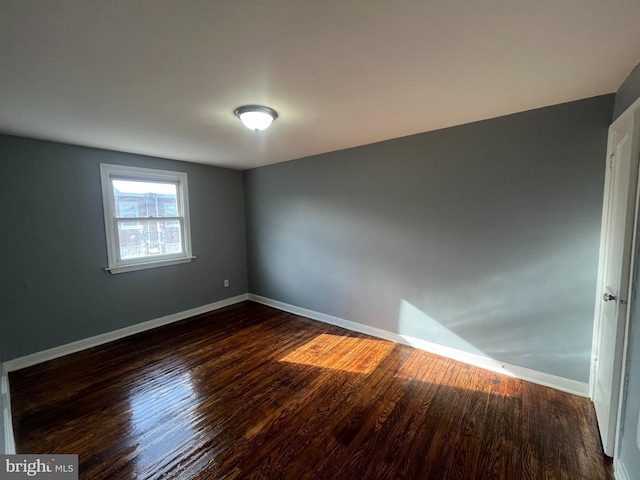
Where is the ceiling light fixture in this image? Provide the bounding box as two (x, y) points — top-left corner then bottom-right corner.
(234, 105), (278, 131)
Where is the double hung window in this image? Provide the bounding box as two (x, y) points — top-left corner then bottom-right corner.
(100, 164), (194, 274)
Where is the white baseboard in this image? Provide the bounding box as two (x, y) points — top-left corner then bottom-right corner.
(248, 294), (590, 397)
(615, 458), (630, 480)
(3, 294), (249, 372)
(1, 364), (16, 454)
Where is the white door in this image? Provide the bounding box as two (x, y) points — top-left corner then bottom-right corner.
(592, 102), (640, 456)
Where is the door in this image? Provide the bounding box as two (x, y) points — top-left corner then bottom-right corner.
(592, 103), (640, 456)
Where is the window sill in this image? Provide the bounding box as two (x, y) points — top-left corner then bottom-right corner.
(105, 256), (195, 274)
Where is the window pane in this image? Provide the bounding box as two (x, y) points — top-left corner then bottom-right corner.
(117, 202), (140, 230)
(117, 220), (183, 260)
(112, 180), (178, 218)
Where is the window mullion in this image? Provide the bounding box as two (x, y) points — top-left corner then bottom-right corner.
(114, 216), (182, 222)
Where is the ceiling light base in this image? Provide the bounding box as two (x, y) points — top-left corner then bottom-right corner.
(234, 105), (278, 131)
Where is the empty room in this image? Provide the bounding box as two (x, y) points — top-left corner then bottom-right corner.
(1, 1), (640, 479)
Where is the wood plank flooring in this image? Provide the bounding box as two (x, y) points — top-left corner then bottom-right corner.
(10, 301), (613, 479)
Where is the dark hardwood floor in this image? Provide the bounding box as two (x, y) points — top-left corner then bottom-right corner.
(10, 301), (613, 479)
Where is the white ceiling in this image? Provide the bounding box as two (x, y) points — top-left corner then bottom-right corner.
(1, 1), (639, 170)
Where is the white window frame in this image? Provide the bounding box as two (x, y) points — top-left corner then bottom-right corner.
(100, 163), (194, 274)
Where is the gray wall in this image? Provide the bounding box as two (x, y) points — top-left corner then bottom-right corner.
(614, 62), (640, 120)
(0, 345), (4, 453)
(616, 61), (640, 479)
(0, 135), (248, 361)
(244, 95), (614, 382)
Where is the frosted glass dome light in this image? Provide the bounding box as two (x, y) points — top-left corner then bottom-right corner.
(234, 105), (278, 131)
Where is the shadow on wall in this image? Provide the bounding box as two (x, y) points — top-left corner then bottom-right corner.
(398, 300), (484, 356)
(396, 234), (595, 381)
(396, 298), (589, 383)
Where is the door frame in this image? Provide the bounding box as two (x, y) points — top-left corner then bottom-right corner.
(590, 95), (640, 459)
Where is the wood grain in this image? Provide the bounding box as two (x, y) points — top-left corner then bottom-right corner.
(9, 301), (613, 479)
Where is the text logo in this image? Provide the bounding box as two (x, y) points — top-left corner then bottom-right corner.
(0, 455), (78, 479)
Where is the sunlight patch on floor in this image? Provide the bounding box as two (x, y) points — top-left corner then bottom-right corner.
(279, 333), (394, 374)
(394, 349), (438, 383)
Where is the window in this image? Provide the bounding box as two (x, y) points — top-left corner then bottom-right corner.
(100, 164), (194, 274)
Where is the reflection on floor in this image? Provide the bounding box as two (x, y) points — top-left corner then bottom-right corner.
(9, 301), (613, 479)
